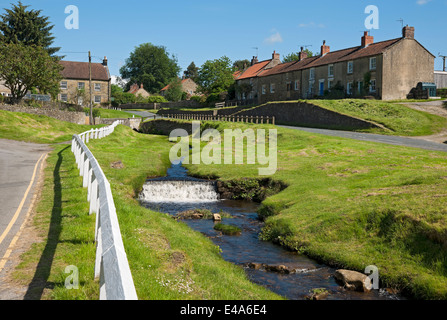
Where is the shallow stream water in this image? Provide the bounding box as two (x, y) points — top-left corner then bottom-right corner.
(139, 163), (399, 300)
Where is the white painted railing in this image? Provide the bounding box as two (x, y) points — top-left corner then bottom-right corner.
(71, 121), (138, 300)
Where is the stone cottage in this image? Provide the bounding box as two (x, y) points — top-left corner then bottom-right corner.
(58, 57), (111, 106)
(235, 26), (435, 102)
(160, 78), (199, 98)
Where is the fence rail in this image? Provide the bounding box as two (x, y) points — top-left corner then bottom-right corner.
(71, 120), (138, 300)
(162, 113), (275, 125)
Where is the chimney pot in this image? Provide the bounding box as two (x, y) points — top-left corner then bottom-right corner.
(361, 31), (374, 47)
(402, 25), (415, 39)
(320, 41), (330, 56)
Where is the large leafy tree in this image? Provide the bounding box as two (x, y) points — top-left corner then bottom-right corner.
(0, 43), (62, 102)
(196, 56), (235, 94)
(120, 43), (180, 94)
(0, 1), (60, 56)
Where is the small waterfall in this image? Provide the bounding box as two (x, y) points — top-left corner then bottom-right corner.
(139, 179), (220, 203)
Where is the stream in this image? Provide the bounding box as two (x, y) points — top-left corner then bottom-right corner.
(138, 163), (399, 300)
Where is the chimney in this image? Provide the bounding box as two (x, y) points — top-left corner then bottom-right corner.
(299, 47), (308, 61)
(361, 31), (374, 47)
(272, 50), (280, 61)
(402, 25), (415, 39)
(320, 40), (330, 56)
(251, 56), (258, 66)
(102, 56), (108, 66)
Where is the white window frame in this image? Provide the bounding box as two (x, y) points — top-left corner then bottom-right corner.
(328, 64), (334, 77)
(347, 81), (353, 95)
(369, 57), (377, 70)
(94, 95), (102, 103)
(94, 83), (101, 91)
(369, 79), (377, 93)
(270, 83), (275, 94)
(309, 68), (315, 80)
(262, 85), (266, 95)
(347, 61), (354, 74)
(328, 79), (333, 90)
(78, 82), (85, 90)
(294, 80), (300, 91)
(60, 81), (67, 90)
(60, 94), (68, 102)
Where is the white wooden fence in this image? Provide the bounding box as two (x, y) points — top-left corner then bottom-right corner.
(71, 121), (138, 300)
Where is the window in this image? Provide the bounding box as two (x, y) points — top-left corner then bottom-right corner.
(286, 82), (291, 91)
(262, 85), (266, 95)
(60, 81), (67, 90)
(309, 68), (315, 80)
(60, 94), (68, 102)
(328, 80), (333, 90)
(347, 61), (354, 74)
(94, 95), (101, 103)
(94, 83), (101, 91)
(328, 64), (334, 77)
(270, 83), (275, 94)
(370, 79), (376, 92)
(347, 82), (353, 95)
(78, 82), (85, 90)
(369, 57), (377, 70)
(294, 80), (300, 91)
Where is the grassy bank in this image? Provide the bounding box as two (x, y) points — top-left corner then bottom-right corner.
(0, 110), (102, 144)
(310, 99), (447, 136)
(181, 120), (447, 299)
(12, 125), (282, 300)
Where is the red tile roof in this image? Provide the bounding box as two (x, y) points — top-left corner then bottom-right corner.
(236, 60), (272, 80)
(59, 60), (110, 81)
(258, 38), (402, 77)
(161, 78), (194, 91)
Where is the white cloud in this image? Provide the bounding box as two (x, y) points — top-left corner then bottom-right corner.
(298, 22), (325, 28)
(417, 0), (432, 4)
(264, 31), (283, 44)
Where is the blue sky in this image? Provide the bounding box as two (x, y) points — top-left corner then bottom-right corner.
(3, 0), (447, 78)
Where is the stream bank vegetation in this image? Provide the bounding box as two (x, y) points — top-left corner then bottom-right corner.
(10, 115), (447, 300)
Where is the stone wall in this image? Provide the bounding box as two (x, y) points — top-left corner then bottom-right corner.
(96, 117), (142, 130)
(0, 105), (86, 124)
(233, 102), (382, 130)
(156, 101), (382, 131)
(120, 100), (203, 110)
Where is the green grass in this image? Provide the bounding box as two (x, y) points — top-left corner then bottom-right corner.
(93, 108), (142, 119)
(310, 99), (447, 136)
(181, 120), (447, 299)
(13, 125), (282, 300)
(0, 110), (103, 144)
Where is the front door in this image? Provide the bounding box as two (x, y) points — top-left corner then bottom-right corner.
(319, 80), (325, 96)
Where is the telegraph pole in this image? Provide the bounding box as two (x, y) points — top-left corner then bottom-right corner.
(89, 51), (93, 125)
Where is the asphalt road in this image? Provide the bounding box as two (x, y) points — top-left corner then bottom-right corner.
(123, 110), (160, 119)
(0, 139), (51, 275)
(278, 125), (447, 152)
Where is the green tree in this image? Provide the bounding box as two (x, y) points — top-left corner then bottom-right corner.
(233, 59), (250, 71)
(184, 62), (198, 81)
(196, 56), (235, 95)
(0, 43), (62, 102)
(120, 43), (180, 94)
(164, 78), (184, 102)
(0, 1), (60, 56)
(282, 49), (314, 63)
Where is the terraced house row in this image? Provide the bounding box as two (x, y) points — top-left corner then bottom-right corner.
(234, 26), (435, 102)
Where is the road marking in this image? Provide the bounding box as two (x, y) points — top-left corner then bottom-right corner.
(0, 153), (46, 272)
